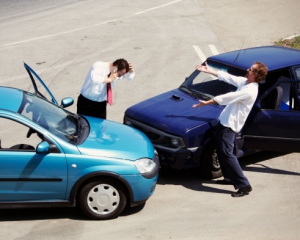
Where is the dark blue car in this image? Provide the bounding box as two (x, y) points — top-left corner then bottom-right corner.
(124, 46), (300, 179)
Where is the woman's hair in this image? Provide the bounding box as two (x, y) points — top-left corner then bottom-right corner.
(113, 59), (129, 72)
(254, 61), (268, 83)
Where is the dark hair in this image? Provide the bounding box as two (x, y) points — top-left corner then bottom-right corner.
(113, 59), (129, 72)
(253, 61), (268, 83)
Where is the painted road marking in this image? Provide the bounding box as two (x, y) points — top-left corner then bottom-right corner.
(0, 0), (183, 47)
(193, 45), (221, 62)
(209, 44), (219, 55)
(192, 45), (206, 63)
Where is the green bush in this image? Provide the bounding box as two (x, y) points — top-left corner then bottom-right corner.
(275, 36), (300, 50)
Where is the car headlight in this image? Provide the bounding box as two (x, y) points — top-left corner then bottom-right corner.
(124, 117), (132, 126)
(134, 158), (156, 173)
(170, 137), (179, 147)
(170, 137), (185, 147)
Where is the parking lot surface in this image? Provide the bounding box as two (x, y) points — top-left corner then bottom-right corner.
(0, 0), (300, 239)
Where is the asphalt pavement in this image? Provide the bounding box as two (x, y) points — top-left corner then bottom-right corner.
(0, 0), (300, 239)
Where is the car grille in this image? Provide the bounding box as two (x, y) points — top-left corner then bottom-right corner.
(124, 117), (181, 148)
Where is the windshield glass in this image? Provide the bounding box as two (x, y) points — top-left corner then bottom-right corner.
(18, 92), (78, 143)
(180, 61), (246, 100)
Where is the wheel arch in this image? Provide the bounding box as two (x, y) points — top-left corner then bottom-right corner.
(69, 171), (134, 206)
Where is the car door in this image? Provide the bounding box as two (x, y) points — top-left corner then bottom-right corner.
(0, 115), (68, 201)
(242, 77), (300, 152)
(24, 62), (59, 106)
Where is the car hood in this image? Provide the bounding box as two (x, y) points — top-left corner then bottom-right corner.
(125, 89), (223, 136)
(77, 116), (154, 160)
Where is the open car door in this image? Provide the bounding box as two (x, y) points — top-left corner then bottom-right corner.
(242, 77), (300, 152)
(24, 62), (59, 106)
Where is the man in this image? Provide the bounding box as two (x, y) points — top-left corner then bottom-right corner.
(77, 59), (135, 119)
(192, 61), (268, 197)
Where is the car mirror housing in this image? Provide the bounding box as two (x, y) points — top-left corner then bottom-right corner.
(36, 141), (50, 154)
(61, 97), (74, 108)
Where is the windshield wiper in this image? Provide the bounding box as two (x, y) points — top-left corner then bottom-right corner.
(190, 89), (211, 101)
(179, 85), (198, 99)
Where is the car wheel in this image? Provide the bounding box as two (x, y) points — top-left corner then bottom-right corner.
(199, 142), (222, 179)
(79, 178), (127, 220)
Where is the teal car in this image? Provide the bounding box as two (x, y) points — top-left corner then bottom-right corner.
(0, 63), (159, 220)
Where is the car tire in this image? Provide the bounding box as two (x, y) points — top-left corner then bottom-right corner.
(79, 178), (127, 220)
(199, 142), (222, 179)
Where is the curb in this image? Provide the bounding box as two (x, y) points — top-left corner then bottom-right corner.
(284, 34), (300, 40)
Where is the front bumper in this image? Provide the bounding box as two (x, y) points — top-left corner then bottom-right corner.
(154, 144), (203, 169)
(123, 153), (160, 206)
(124, 116), (203, 169)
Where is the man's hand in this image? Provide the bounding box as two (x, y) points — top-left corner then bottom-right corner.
(129, 62), (134, 73)
(108, 72), (118, 82)
(192, 99), (216, 108)
(103, 70), (118, 83)
(192, 100), (207, 108)
(195, 62), (218, 77)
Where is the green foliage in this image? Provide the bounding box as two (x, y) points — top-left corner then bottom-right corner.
(275, 36), (300, 50)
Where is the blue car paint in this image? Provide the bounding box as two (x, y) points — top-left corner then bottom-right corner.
(209, 46), (300, 72)
(0, 87), (23, 112)
(78, 115), (154, 160)
(0, 63), (159, 211)
(0, 151), (68, 201)
(65, 154), (157, 201)
(127, 88), (223, 138)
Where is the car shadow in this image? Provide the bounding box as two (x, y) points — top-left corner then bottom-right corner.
(0, 207), (86, 222)
(0, 203), (145, 222)
(157, 151), (299, 194)
(158, 167), (233, 194)
(120, 202), (145, 217)
(239, 151), (300, 176)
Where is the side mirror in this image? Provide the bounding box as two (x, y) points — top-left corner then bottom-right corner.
(36, 141), (50, 154)
(61, 97), (74, 108)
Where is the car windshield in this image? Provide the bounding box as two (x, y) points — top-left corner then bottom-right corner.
(18, 92), (78, 143)
(180, 61), (246, 100)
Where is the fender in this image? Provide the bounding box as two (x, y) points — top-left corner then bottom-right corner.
(69, 171), (134, 205)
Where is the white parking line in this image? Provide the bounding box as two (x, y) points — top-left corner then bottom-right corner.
(193, 44), (221, 62)
(0, 0), (183, 47)
(209, 44), (219, 55)
(135, 0), (182, 15)
(192, 45), (206, 63)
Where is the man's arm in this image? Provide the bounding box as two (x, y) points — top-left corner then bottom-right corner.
(196, 62), (246, 88)
(196, 62), (218, 77)
(123, 62), (135, 81)
(192, 99), (216, 108)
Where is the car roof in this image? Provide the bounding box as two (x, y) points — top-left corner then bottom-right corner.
(207, 46), (300, 71)
(0, 87), (23, 112)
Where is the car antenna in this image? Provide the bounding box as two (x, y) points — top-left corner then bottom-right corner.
(234, 41), (244, 63)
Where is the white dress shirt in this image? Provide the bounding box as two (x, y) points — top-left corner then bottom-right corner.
(213, 71), (258, 133)
(80, 61), (135, 102)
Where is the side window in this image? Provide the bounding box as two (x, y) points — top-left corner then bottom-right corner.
(0, 117), (42, 151)
(259, 69), (294, 111)
(294, 67), (300, 96)
(260, 81), (299, 111)
(294, 67), (300, 80)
